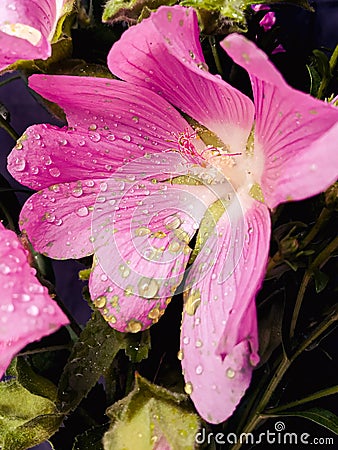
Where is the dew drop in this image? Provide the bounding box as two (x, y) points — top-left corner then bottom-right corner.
(195, 365), (203, 375)
(123, 135), (131, 142)
(26, 305), (39, 316)
(138, 277), (159, 298)
(184, 381), (193, 395)
(89, 131), (101, 142)
(183, 336), (190, 345)
(49, 167), (61, 177)
(76, 206), (89, 217)
(72, 186), (83, 197)
(226, 368), (236, 379)
(88, 123), (97, 131)
(14, 157), (26, 171)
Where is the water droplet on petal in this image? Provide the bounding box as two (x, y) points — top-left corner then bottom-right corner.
(14, 157), (26, 171)
(107, 134), (115, 141)
(195, 365), (203, 375)
(184, 381), (193, 395)
(89, 131), (101, 142)
(88, 124), (97, 131)
(26, 305), (39, 316)
(138, 277), (159, 298)
(76, 206), (89, 217)
(49, 167), (61, 177)
(226, 368), (236, 379)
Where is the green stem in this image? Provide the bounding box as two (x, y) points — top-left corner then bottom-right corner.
(0, 114), (19, 141)
(265, 385), (338, 414)
(329, 43), (338, 74)
(17, 344), (72, 356)
(299, 207), (331, 250)
(290, 235), (338, 339)
(0, 75), (21, 88)
(209, 36), (224, 77)
(317, 44), (338, 99)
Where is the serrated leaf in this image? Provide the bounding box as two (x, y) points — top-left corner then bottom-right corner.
(57, 311), (127, 413)
(73, 425), (108, 450)
(103, 374), (199, 450)
(103, 0), (176, 24)
(3, 414), (64, 450)
(0, 371), (61, 450)
(124, 330), (151, 363)
(264, 408), (338, 434)
(313, 269), (329, 293)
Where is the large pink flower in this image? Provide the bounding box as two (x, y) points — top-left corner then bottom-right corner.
(0, 0), (71, 71)
(0, 222), (68, 378)
(7, 6), (338, 423)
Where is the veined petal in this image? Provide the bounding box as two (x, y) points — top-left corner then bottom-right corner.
(0, 0), (66, 71)
(0, 223), (68, 378)
(19, 179), (101, 259)
(89, 153), (221, 332)
(180, 199), (270, 423)
(222, 34), (338, 208)
(8, 75), (194, 190)
(108, 6), (254, 154)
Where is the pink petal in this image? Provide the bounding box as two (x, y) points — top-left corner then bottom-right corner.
(108, 6), (254, 154)
(221, 34), (338, 208)
(180, 199), (270, 423)
(8, 75), (193, 190)
(259, 11), (276, 31)
(19, 179), (101, 259)
(89, 153), (221, 332)
(0, 222), (68, 378)
(0, 0), (66, 71)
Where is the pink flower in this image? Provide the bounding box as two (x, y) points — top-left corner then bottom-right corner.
(0, 0), (71, 71)
(259, 11), (276, 31)
(0, 222), (68, 378)
(7, 6), (338, 423)
(251, 4), (270, 12)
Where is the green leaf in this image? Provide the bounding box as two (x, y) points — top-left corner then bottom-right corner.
(313, 269), (329, 293)
(103, 0), (176, 24)
(0, 363), (62, 450)
(266, 385), (338, 413)
(103, 374), (199, 450)
(306, 64), (322, 96)
(73, 425), (108, 450)
(124, 330), (151, 363)
(13, 358), (58, 402)
(264, 408), (338, 434)
(57, 311), (127, 413)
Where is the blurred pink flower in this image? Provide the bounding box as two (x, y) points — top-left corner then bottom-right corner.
(259, 11), (276, 31)
(0, 0), (71, 71)
(7, 6), (338, 423)
(0, 222), (69, 378)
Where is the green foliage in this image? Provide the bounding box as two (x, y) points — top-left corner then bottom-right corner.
(0, 360), (62, 450)
(103, 374), (199, 450)
(264, 408), (338, 434)
(57, 311), (127, 413)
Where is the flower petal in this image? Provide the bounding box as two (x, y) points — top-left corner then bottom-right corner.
(0, 0), (65, 71)
(0, 222), (68, 378)
(19, 179), (101, 259)
(180, 198), (270, 423)
(8, 75), (193, 189)
(108, 6), (254, 153)
(222, 34), (338, 208)
(89, 153), (221, 332)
